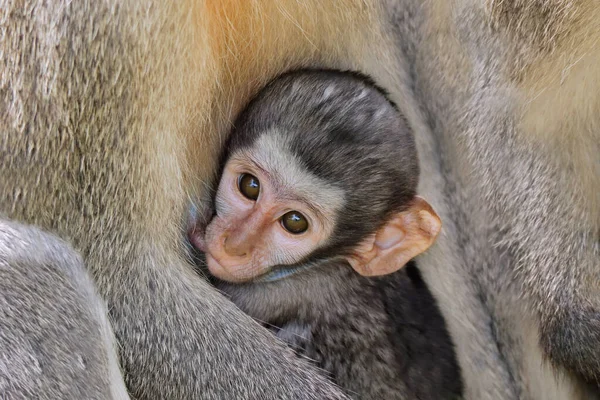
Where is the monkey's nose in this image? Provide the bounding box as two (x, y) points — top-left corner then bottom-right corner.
(223, 235), (250, 258)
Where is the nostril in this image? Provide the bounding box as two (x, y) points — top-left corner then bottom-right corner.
(234, 250), (248, 258)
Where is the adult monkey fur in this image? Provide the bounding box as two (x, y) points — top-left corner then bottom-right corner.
(0, 221), (130, 399)
(0, 0), (599, 399)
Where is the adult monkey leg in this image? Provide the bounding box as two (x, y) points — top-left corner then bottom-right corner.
(0, 221), (130, 400)
(381, 1), (600, 398)
(0, 0), (400, 398)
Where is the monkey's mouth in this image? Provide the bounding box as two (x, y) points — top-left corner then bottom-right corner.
(188, 224), (208, 253)
(187, 204), (217, 253)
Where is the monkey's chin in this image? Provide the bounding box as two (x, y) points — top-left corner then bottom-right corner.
(205, 254), (256, 284)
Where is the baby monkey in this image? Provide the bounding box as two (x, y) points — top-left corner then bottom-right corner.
(189, 70), (461, 399)
(191, 70), (440, 283)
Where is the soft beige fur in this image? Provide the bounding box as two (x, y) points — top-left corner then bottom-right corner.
(2, 0), (599, 398)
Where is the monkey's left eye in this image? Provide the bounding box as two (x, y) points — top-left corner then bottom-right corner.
(238, 173), (260, 200)
(280, 211), (309, 234)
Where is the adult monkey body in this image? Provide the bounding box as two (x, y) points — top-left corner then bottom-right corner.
(392, 2), (600, 399)
(0, 0), (599, 400)
(1, 1), (375, 398)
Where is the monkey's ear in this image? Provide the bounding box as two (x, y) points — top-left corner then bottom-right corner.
(346, 196), (441, 276)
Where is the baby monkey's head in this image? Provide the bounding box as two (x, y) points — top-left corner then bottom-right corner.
(189, 69), (441, 283)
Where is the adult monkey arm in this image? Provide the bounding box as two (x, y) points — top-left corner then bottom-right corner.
(0, 0), (392, 398)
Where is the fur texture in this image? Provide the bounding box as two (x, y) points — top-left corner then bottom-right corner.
(1, 0), (599, 398)
(0, 221), (129, 400)
(383, 0), (600, 398)
(214, 261), (463, 400)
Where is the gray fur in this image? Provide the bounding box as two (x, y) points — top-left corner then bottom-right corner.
(216, 265), (413, 399)
(378, 0), (600, 398)
(0, 220), (129, 400)
(214, 262), (462, 400)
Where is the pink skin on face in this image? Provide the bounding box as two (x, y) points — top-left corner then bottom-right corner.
(188, 157), (330, 283)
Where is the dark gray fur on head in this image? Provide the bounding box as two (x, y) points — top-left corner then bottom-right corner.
(224, 69), (419, 260)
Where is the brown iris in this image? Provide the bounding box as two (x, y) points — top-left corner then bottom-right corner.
(281, 211), (308, 234)
(238, 173), (260, 200)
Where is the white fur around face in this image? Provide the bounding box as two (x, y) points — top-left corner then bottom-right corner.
(239, 131), (346, 227)
(200, 130), (346, 282)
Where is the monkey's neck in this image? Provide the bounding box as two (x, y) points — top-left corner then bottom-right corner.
(257, 263), (313, 282)
(257, 256), (347, 283)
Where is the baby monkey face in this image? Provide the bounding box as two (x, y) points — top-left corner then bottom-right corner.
(191, 136), (343, 283)
(189, 132), (442, 284)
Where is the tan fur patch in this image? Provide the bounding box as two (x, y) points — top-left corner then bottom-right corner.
(487, 0), (581, 54)
(479, 1), (600, 225)
(497, 1), (600, 225)
(425, 1), (473, 91)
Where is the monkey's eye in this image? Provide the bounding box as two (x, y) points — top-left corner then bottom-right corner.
(238, 173), (260, 200)
(280, 211), (309, 234)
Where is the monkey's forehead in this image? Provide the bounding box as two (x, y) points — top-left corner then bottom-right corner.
(228, 131), (346, 217)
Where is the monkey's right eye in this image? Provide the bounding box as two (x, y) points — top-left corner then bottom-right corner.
(238, 173), (260, 200)
(280, 211), (309, 234)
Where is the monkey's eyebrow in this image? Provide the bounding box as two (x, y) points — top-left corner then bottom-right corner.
(243, 157), (328, 219)
(278, 192), (326, 220)
(245, 158), (274, 181)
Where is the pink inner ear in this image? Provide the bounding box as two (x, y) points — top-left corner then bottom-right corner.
(374, 223), (405, 250)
